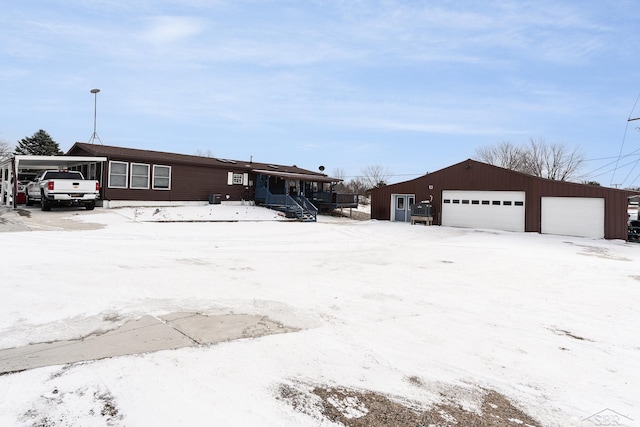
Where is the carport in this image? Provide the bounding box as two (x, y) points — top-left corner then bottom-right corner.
(0, 155), (107, 208)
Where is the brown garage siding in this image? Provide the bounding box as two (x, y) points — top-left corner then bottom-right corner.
(371, 159), (637, 240)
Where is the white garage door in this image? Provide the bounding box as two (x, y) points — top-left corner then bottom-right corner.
(442, 190), (525, 232)
(541, 197), (604, 238)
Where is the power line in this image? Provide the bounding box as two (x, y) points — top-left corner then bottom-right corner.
(611, 92), (640, 185)
(583, 156), (640, 180)
(341, 173), (426, 179)
(583, 148), (640, 175)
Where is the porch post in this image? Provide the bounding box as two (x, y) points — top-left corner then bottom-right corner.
(0, 164), (5, 207)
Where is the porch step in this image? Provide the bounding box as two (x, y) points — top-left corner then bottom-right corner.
(264, 205), (316, 222)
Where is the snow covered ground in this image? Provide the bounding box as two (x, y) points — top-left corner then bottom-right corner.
(0, 205), (638, 426)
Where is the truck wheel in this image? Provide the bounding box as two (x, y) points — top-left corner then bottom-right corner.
(85, 201), (95, 210)
(25, 194), (33, 206)
(41, 193), (51, 211)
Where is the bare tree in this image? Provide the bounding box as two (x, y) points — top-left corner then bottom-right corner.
(522, 139), (544, 177)
(347, 177), (369, 195)
(548, 142), (584, 181)
(332, 168), (346, 180)
(332, 168), (347, 191)
(194, 149), (214, 157)
(474, 141), (528, 171)
(361, 165), (392, 189)
(522, 139), (584, 181)
(474, 139), (584, 181)
(0, 139), (12, 159)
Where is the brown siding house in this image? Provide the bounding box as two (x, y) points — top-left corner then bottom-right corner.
(370, 159), (638, 240)
(66, 143), (356, 219)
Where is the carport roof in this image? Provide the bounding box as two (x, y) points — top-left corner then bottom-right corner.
(1, 155), (107, 170)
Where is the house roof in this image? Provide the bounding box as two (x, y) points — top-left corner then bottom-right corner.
(252, 169), (339, 183)
(67, 142), (333, 180)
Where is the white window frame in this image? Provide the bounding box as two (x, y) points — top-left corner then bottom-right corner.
(108, 161), (128, 189)
(228, 172), (249, 185)
(130, 163), (150, 189)
(153, 165), (172, 190)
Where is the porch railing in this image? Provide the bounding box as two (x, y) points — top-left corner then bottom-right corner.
(310, 191), (358, 209)
(258, 191), (317, 222)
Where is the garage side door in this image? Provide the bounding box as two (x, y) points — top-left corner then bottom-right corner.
(442, 190), (525, 232)
(541, 197), (604, 238)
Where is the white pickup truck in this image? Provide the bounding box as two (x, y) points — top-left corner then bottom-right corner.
(25, 170), (100, 211)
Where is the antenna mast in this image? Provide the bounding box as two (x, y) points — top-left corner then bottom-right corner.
(88, 88), (103, 144)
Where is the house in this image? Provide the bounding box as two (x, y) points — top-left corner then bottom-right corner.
(66, 143), (357, 220)
(370, 159), (639, 240)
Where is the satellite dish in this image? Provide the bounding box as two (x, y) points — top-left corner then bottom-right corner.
(319, 165), (325, 172)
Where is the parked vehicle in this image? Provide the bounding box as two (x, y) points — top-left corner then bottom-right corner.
(15, 180), (28, 204)
(25, 170), (100, 211)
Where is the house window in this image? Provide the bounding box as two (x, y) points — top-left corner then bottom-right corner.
(472, 200), (479, 205)
(443, 199), (451, 203)
(227, 172), (248, 185)
(462, 200), (470, 204)
(482, 200), (490, 205)
(503, 201), (512, 206)
(130, 163), (150, 189)
(153, 165), (171, 190)
(492, 200), (501, 205)
(515, 201), (524, 206)
(108, 161), (128, 188)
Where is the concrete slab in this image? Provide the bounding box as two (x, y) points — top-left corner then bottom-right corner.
(0, 206), (104, 232)
(0, 313), (296, 374)
(0, 315), (194, 374)
(0, 208), (31, 232)
(160, 313), (295, 344)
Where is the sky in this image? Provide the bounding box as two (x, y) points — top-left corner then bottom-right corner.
(1, 0), (640, 186)
(0, 206), (638, 426)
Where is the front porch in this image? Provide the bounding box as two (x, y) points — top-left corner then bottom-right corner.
(253, 171), (358, 221)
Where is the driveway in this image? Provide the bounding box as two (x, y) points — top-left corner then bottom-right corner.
(0, 206), (104, 232)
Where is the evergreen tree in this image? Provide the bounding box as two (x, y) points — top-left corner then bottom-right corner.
(14, 130), (63, 155)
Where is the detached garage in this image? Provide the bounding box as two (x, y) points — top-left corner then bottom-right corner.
(370, 159), (638, 240)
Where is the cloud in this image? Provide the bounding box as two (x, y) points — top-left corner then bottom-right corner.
(0, 0), (632, 173)
(333, 1), (613, 66)
(136, 16), (207, 44)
